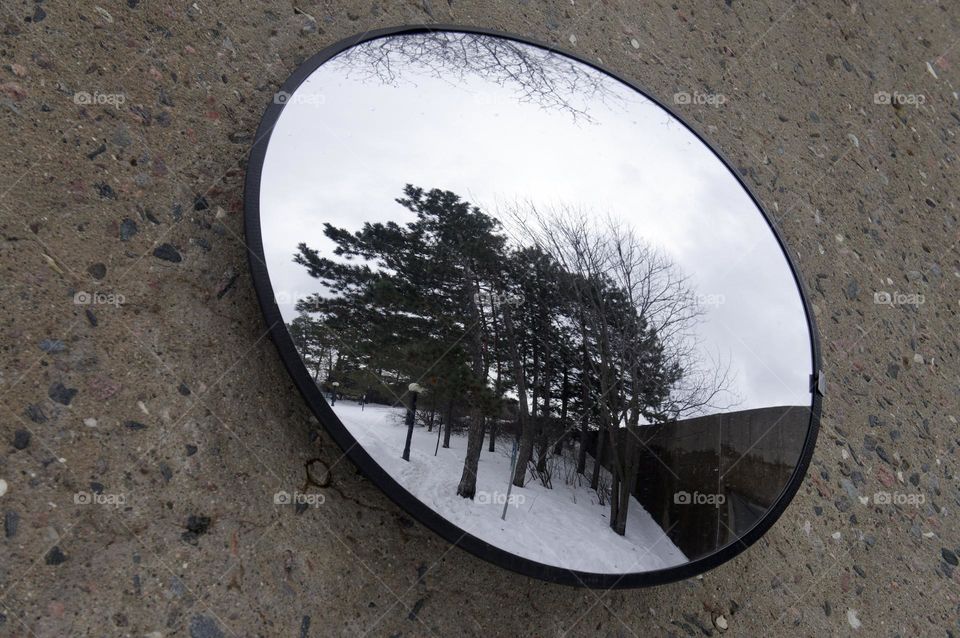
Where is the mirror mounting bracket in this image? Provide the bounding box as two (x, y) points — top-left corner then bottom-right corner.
(811, 370), (826, 396)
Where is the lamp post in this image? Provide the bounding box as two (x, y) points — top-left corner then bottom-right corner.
(329, 381), (340, 406)
(401, 382), (424, 462)
(358, 365), (368, 410)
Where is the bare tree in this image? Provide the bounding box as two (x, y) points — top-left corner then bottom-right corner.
(329, 31), (625, 122)
(506, 204), (738, 534)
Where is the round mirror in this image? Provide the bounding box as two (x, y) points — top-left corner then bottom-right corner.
(245, 26), (822, 587)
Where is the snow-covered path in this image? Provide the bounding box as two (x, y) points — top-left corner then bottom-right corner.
(333, 401), (686, 573)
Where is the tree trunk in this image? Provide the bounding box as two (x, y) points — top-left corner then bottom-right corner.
(611, 359), (645, 534)
(515, 316), (544, 485)
(610, 468), (621, 531)
(530, 347), (540, 421)
(535, 422), (548, 474)
(576, 313), (590, 474)
(502, 303), (532, 488)
(457, 273), (490, 499)
(610, 427), (639, 536)
(576, 414), (589, 474)
(443, 400), (454, 448)
(401, 391), (418, 462)
(616, 496), (629, 534)
(457, 413), (485, 498)
(536, 341), (552, 474)
(590, 428), (605, 490)
(490, 293), (503, 455)
(555, 365), (569, 455)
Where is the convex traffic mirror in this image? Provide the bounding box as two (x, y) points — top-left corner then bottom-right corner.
(245, 26), (823, 588)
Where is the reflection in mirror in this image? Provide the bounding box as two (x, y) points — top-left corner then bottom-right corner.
(257, 31), (815, 576)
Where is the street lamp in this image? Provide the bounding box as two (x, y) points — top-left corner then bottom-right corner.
(358, 365), (368, 410)
(330, 381), (340, 406)
(401, 382), (425, 461)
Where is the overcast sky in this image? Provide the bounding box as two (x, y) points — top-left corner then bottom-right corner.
(259, 34), (813, 412)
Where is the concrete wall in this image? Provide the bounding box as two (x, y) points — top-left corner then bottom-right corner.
(585, 406), (810, 559)
(3, 2), (953, 635)
(636, 405), (810, 559)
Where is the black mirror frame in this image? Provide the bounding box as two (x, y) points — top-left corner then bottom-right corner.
(243, 24), (824, 589)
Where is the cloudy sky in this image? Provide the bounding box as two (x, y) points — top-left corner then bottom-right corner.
(259, 33), (813, 412)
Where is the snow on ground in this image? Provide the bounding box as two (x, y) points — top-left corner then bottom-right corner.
(333, 400), (687, 573)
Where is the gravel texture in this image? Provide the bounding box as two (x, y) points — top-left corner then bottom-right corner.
(1, 1), (958, 636)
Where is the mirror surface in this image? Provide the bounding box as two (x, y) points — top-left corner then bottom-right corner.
(253, 29), (817, 581)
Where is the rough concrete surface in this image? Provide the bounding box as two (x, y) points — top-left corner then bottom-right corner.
(0, 0), (958, 636)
